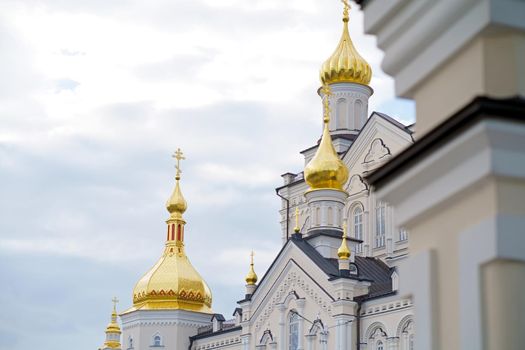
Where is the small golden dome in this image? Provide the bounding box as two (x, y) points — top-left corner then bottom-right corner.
(304, 86), (349, 191)
(338, 223), (351, 260)
(245, 251), (258, 285)
(166, 179), (187, 219)
(320, 3), (372, 86)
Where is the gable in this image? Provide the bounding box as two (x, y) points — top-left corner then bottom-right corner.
(245, 240), (337, 333)
(342, 113), (413, 194)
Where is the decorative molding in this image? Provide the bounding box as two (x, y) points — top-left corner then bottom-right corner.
(363, 138), (391, 164)
(360, 298), (412, 317)
(253, 266), (333, 332)
(347, 175), (368, 195)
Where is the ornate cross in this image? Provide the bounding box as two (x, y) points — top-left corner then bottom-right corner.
(250, 250), (255, 265)
(343, 221), (347, 238)
(172, 148), (185, 179)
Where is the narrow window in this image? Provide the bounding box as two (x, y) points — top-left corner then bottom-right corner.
(399, 228), (408, 241)
(375, 202), (386, 247)
(353, 206), (363, 253)
(289, 312), (299, 350)
(377, 340), (384, 350)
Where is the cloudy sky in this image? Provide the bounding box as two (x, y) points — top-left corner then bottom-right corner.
(0, 0), (414, 349)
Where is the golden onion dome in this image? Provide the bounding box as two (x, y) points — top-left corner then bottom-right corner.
(304, 86), (349, 191)
(130, 247), (213, 313)
(337, 223), (351, 260)
(319, 3), (372, 86)
(124, 149), (213, 314)
(245, 251), (258, 285)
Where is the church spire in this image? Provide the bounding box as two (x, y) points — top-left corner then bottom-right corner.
(99, 297), (122, 350)
(245, 251), (258, 296)
(127, 149), (213, 314)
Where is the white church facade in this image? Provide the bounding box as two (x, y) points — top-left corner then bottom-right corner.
(98, 3), (417, 350)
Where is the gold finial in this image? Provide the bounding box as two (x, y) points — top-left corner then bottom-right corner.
(341, 0), (350, 22)
(337, 222), (351, 260)
(321, 84), (332, 124)
(102, 297), (122, 349)
(167, 149), (188, 218)
(172, 148), (185, 180)
(304, 85), (349, 191)
(245, 250), (258, 285)
(294, 207), (300, 233)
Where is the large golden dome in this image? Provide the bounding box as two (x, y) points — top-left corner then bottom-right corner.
(131, 245), (212, 312)
(305, 86), (349, 191)
(319, 4), (372, 86)
(125, 149), (212, 314)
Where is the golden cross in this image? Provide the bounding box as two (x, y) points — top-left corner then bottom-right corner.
(321, 84), (332, 124)
(343, 221), (347, 238)
(250, 250), (255, 265)
(341, 0), (351, 21)
(172, 148), (185, 179)
(112, 296), (119, 310)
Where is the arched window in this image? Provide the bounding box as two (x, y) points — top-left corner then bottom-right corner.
(153, 335), (161, 346)
(375, 202), (386, 247)
(377, 340), (384, 350)
(336, 98), (347, 129)
(353, 206), (363, 253)
(289, 311), (299, 350)
(128, 337), (133, 349)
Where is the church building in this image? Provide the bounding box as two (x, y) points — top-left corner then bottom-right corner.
(98, 3), (416, 350)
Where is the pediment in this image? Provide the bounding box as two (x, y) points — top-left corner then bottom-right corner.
(244, 242), (336, 334)
(342, 113), (412, 182)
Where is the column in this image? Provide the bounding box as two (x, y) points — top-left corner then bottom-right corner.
(402, 333), (409, 350)
(387, 337), (399, 350)
(278, 304), (286, 350)
(335, 316), (352, 350)
(242, 334), (251, 350)
(305, 334), (315, 350)
(297, 300), (306, 350)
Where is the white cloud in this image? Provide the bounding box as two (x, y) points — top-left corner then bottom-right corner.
(0, 1), (414, 349)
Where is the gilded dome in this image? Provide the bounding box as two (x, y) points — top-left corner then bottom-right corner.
(319, 5), (372, 86)
(304, 86), (349, 191)
(131, 245), (213, 313)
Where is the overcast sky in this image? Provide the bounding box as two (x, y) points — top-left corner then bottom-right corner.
(0, 1), (414, 349)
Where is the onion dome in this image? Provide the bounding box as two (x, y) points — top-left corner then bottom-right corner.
(337, 223), (351, 260)
(319, 2), (372, 86)
(245, 251), (258, 285)
(304, 85), (349, 191)
(126, 149), (212, 314)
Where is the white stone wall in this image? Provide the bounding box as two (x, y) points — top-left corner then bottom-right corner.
(120, 309), (212, 350)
